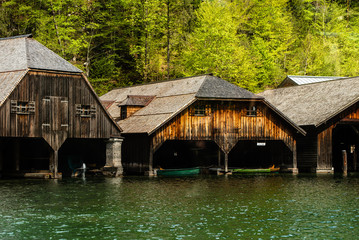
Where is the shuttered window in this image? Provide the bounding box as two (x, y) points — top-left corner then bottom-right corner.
(10, 100), (35, 114)
(246, 106), (257, 117)
(75, 104), (96, 117)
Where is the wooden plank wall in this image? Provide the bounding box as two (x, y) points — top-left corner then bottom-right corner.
(0, 71), (120, 150)
(152, 100), (296, 154)
(315, 102), (359, 171)
(317, 126), (334, 170)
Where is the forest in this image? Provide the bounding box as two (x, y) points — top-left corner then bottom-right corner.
(1, 0), (359, 95)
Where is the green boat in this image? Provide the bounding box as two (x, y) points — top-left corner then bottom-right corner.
(156, 167), (200, 176)
(232, 166), (280, 173)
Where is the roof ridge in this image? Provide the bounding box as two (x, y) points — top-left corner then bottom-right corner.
(265, 76), (358, 93)
(0, 34), (32, 41)
(25, 37), (30, 69)
(109, 74), (211, 91)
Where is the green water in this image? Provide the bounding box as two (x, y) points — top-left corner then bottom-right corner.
(1, 174), (359, 239)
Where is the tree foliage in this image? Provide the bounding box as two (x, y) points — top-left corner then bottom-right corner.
(1, 0), (359, 94)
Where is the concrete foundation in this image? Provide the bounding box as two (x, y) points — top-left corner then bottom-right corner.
(103, 138), (124, 177)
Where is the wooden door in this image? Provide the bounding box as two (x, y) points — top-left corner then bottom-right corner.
(41, 96), (69, 151)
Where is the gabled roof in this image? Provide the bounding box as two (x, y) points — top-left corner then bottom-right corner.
(0, 34), (82, 73)
(278, 75), (345, 88)
(0, 70), (27, 106)
(260, 77), (359, 127)
(119, 95), (155, 106)
(101, 75), (305, 135)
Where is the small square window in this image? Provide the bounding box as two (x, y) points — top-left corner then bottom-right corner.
(75, 104), (96, 117)
(246, 106), (257, 117)
(192, 104), (211, 116)
(10, 100), (35, 114)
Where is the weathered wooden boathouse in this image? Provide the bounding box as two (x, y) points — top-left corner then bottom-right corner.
(277, 75), (345, 88)
(0, 35), (122, 178)
(261, 77), (359, 173)
(101, 75), (305, 175)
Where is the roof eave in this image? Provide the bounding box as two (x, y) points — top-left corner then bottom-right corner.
(262, 99), (307, 136)
(314, 96), (359, 128)
(147, 98), (197, 135)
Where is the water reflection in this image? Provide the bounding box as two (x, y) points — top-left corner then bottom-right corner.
(0, 174), (359, 239)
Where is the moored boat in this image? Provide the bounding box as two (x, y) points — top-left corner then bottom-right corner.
(155, 167), (200, 176)
(232, 165), (280, 173)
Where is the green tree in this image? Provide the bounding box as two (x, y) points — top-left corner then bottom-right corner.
(180, 0), (257, 91)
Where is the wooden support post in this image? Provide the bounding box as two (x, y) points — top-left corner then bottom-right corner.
(148, 144), (154, 176)
(292, 142), (298, 174)
(224, 153), (229, 172)
(49, 149), (59, 178)
(342, 150), (348, 176)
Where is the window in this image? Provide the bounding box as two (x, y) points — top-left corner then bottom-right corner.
(120, 106), (127, 120)
(246, 105), (257, 117)
(192, 104), (211, 117)
(75, 104), (96, 117)
(10, 100), (35, 114)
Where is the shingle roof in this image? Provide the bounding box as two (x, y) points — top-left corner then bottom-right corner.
(118, 95), (155, 106)
(278, 75), (345, 88)
(260, 77), (359, 127)
(0, 35), (82, 73)
(101, 75), (293, 134)
(0, 70), (27, 106)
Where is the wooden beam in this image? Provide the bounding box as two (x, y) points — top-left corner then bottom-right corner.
(224, 153), (229, 172)
(339, 118), (359, 124)
(342, 150), (348, 176)
(292, 141), (298, 174)
(149, 141), (154, 175)
(49, 149), (59, 178)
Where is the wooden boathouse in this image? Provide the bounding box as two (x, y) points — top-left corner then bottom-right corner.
(101, 75), (305, 175)
(0, 35), (122, 178)
(277, 75), (346, 88)
(261, 77), (359, 173)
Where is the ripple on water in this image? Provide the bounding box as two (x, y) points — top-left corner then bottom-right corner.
(1, 175), (359, 239)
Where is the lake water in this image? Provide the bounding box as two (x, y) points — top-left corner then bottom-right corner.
(1, 174), (359, 239)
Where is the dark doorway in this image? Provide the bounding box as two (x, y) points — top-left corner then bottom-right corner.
(332, 125), (359, 173)
(153, 140), (220, 169)
(229, 140), (292, 169)
(59, 139), (106, 177)
(0, 138), (51, 173)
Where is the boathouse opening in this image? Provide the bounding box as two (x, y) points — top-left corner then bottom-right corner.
(58, 139), (106, 177)
(0, 138), (51, 175)
(0, 137), (107, 178)
(332, 124), (359, 173)
(228, 140), (293, 170)
(153, 140), (220, 169)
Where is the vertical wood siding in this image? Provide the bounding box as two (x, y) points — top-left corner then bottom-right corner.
(317, 126), (334, 170)
(0, 71), (120, 150)
(152, 100), (296, 153)
(315, 102), (359, 170)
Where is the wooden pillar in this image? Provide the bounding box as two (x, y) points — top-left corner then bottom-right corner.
(148, 143), (154, 176)
(342, 150), (348, 176)
(292, 142), (298, 174)
(224, 152), (229, 172)
(49, 149), (59, 178)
